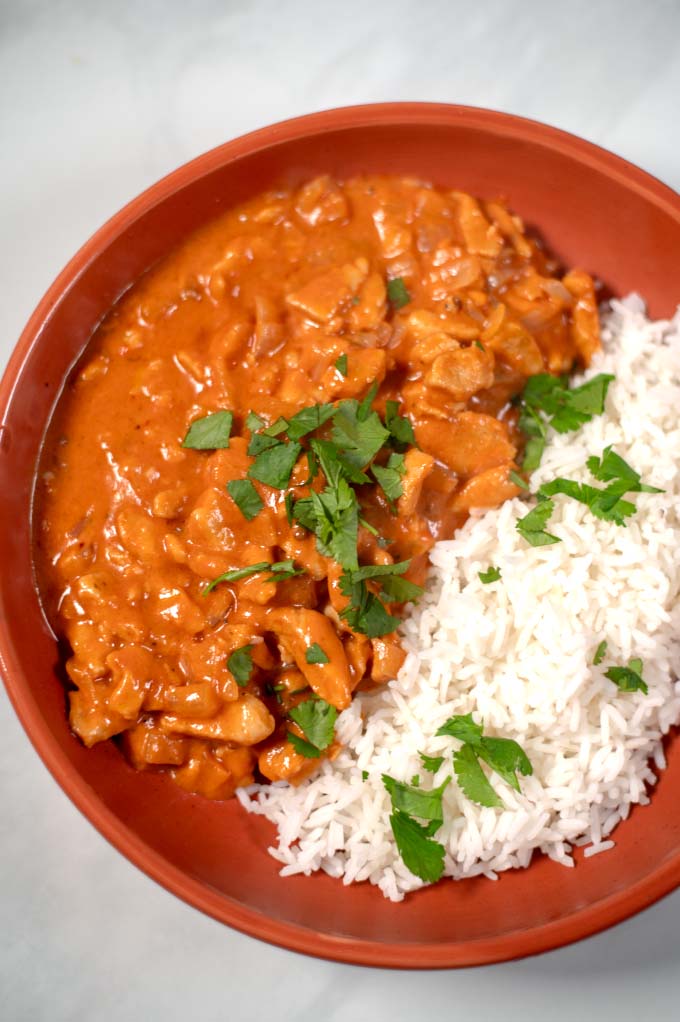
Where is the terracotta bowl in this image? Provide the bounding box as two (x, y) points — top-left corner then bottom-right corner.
(2, 104), (680, 969)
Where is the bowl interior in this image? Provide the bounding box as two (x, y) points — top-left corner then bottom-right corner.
(3, 106), (680, 967)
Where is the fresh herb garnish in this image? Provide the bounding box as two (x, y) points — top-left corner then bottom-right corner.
(331, 393), (389, 471)
(419, 752), (445, 773)
(509, 469), (529, 491)
(518, 373), (614, 470)
(227, 645), (254, 686)
(248, 440), (302, 488)
(245, 411), (265, 432)
(335, 354), (348, 377)
(286, 403), (336, 442)
(386, 277), (411, 310)
(478, 566), (501, 584)
(305, 643), (329, 665)
(515, 499), (560, 547)
(382, 774), (449, 882)
(385, 400), (416, 447)
(604, 657), (648, 694)
(284, 491), (295, 525)
(288, 696), (337, 754)
(372, 452), (406, 506)
(247, 432), (280, 456)
(203, 559), (303, 592)
(436, 713), (533, 808)
(361, 769), (369, 781)
(288, 732), (321, 758)
(586, 446), (664, 494)
(338, 561), (423, 637)
(593, 640), (608, 665)
(226, 478), (263, 521)
(262, 417), (289, 437)
(182, 410), (233, 450)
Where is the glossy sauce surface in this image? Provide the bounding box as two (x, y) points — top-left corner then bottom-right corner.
(35, 175), (599, 799)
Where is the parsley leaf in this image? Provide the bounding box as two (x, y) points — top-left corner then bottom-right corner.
(227, 645), (254, 686)
(605, 659), (648, 694)
(182, 410), (233, 450)
(226, 479), (263, 521)
(516, 499), (561, 546)
(288, 732), (321, 758)
(386, 277), (411, 310)
(519, 373), (614, 469)
(335, 353), (348, 377)
(477, 737), (533, 793)
(453, 744), (503, 808)
(372, 452), (406, 505)
(478, 566), (501, 584)
(420, 752), (445, 773)
(248, 440), (302, 488)
(289, 697), (337, 751)
(435, 713), (484, 745)
(385, 400), (416, 447)
(305, 643), (329, 665)
(593, 640), (608, 665)
(389, 809), (445, 883)
(286, 403), (336, 442)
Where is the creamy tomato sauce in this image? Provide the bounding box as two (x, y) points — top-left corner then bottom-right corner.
(35, 175), (599, 800)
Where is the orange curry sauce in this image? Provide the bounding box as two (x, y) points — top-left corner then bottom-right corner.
(34, 175), (599, 800)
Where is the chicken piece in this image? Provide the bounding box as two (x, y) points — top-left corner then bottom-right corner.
(265, 606), (353, 710)
(294, 175), (349, 226)
(371, 636), (407, 683)
(450, 463), (522, 511)
(286, 259), (369, 322)
(159, 692), (275, 744)
(425, 344), (495, 401)
(415, 412), (516, 478)
(451, 191), (503, 257)
(397, 449), (435, 517)
(562, 269), (601, 364)
(488, 323), (545, 376)
(122, 722), (188, 768)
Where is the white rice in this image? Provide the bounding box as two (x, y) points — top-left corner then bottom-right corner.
(238, 295), (680, 901)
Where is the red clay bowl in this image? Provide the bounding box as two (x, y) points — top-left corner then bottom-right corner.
(2, 103), (680, 969)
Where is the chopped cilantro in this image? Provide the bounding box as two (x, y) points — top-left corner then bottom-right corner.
(385, 400), (416, 447)
(182, 410), (233, 450)
(335, 353), (348, 377)
(286, 403), (335, 442)
(227, 645), (253, 687)
(331, 396), (389, 470)
(339, 577), (401, 637)
(478, 566), (501, 584)
(305, 643), (329, 665)
(389, 810), (445, 883)
(245, 411), (265, 432)
(538, 477), (637, 526)
(226, 478), (263, 521)
(289, 696), (337, 752)
(247, 432), (280, 456)
(203, 559), (302, 592)
(519, 373), (614, 470)
(284, 491), (295, 525)
(605, 658), (648, 694)
(419, 752), (445, 773)
(263, 417), (289, 437)
(509, 469), (529, 491)
(361, 769), (369, 781)
(386, 277), (411, 310)
(382, 774), (450, 825)
(288, 732), (321, 758)
(593, 640), (608, 665)
(372, 452), (406, 505)
(436, 713), (532, 807)
(474, 340), (485, 351)
(248, 440), (302, 488)
(586, 446), (663, 494)
(516, 498), (561, 547)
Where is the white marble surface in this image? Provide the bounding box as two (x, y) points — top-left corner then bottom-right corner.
(2, 1), (680, 1018)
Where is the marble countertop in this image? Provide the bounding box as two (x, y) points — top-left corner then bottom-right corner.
(2, 2), (680, 1018)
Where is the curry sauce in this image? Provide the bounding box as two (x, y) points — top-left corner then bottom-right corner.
(34, 175), (599, 800)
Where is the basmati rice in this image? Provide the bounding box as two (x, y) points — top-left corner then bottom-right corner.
(238, 296), (680, 901)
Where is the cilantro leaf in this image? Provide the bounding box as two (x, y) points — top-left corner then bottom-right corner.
(284, 491), (295, 525)
(435, 713), (484, 745)
(516, 499), (561, 546)
(227, 645), (254, 686)
(305, 643), (329, 665)
(288, 697), (337, 751)
(382, 774), (450, 826)
(331, 398), (389, 470)
(372, 452), (406, 505)
(518, 373), (614, 468)
(226, 479), (263, 521)
(419, 752), (445, 773)
(308, 481), (360, 570)
(385, 400), (416, 446)
(203, 560), (302, 592)
(247, 432), (280, 456)
(339, 577), (401, 637)
(389, 809), (445, 883)
(288, 732), (321, 758)
(605, 660), (648, 694)
(248, 440), (302, 488)
(245, 411), (265, 432)
(386, 277), (411, 310)
(586, 446), (663, 494)
(593, 640), (607, 665)
(538, 477), (638, 526)
(182, 410), (233, 450)
(263, 417), (289, 437)
(335, 354), (348, 377)
(509, 469), (529, 491)
(341, 561), (424, 606)
(453, 744), (503, 808)
(286, 403), (336, 442)
(477, 737), (533, 793)
(478, 566), (501, 584)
